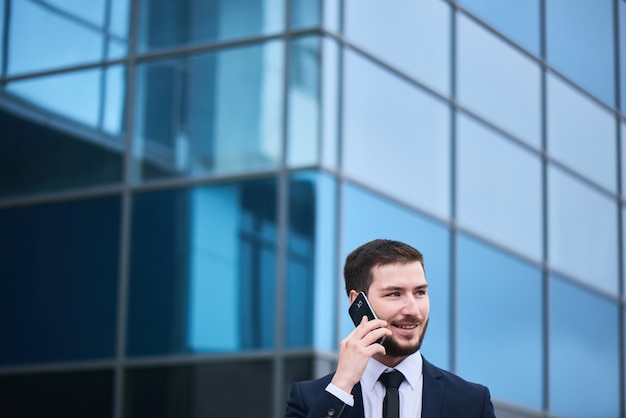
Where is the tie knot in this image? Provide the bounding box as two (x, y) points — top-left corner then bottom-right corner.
(379, 370), (404, 389)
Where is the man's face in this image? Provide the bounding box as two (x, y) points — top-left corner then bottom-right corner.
(360, 261), (430, 362)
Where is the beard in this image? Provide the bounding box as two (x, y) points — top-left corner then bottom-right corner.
(382, 317), (429, 357)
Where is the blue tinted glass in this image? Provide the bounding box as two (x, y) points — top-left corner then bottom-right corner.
(127, 179), (277, 356)
(457, 14), (542, 149)
(341, 183), (451, 369)
(322, 0), (339, 32)
(547, 74), (616, 192)
(459, 0), (540, 54)
(621, 1), (626, 111)
(286, 172), (337, 350)
(133, 41), (283, 181)
(457, 114), (542, 261)
(7, 65), (126, 135)
(291, 0), (319, 28)
(457, 235), (542, 409)
(0, 198), (120, 364)
(546, 0), (614, 105)
(138, 0), (284, 52)
(343, 50), (451, 218)
(549, 276), (620, 417)
(345, 0), (450, 95)
(321, 37), (339, 169)
(0, 0), (4, 73)
(288, 36), (320, 167)
(548, 166), (618, 295)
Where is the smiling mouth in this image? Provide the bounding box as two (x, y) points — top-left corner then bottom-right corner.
(393, 323), (418, 330)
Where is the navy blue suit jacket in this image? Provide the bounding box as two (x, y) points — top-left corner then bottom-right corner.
(284, 358), (496, 418)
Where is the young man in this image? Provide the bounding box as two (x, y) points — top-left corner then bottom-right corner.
(284, 239), (495, 418)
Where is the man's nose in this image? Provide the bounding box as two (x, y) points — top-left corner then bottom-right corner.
(401, 296), (420, 316)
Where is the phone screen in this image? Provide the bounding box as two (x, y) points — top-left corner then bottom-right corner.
(348, 292), (385, 344)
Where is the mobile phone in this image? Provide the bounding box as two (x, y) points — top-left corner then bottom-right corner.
(348, 292), (386, 344)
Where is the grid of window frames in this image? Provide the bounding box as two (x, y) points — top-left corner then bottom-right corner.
(0, 1), (625, 417)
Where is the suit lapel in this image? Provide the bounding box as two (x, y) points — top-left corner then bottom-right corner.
(421, 359), (444, 418)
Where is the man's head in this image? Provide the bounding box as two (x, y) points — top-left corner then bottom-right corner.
(345, 239), (429, 366)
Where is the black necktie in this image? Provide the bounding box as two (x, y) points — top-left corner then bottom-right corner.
(379, 370), (404, 418)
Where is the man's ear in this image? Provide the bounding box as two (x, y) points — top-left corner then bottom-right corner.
(348, 290), (360, 304)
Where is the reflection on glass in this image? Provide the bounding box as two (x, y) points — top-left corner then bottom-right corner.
(343, 50), (451, 218)
(457, 234), (542, 409)
(7, 65), (126, 137)
(127, 179), (277, 356)
(8, 0), (128, 75)
(0, 370), (114, 418)
(341, 183), (451, 369)
(547, 74), (616, 192)
(288, 36), (320, 167)
(286, 172), (337, 350)
(291, 0), (320, 28)
(546, 0), (614, 106)
(548, 166), (618, 295)
(125, 361), (272, 417)
(138, 0), (284, 51)
(549, 276), (619, 418)
(621, 1), (626, 111)
(459, 0), (540, 55)
(321, 37), (339, 169)
(345, 0), (450, 95)
(133, 41), (283, 181)
(457, 113), (542, 261)
(457, 14), (541, 148)
(0, 198), (120, 364)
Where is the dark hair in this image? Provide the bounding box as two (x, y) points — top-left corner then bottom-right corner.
(344, 239), (425, 296)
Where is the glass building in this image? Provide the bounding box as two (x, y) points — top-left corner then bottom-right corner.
(0, 0), (624, 417)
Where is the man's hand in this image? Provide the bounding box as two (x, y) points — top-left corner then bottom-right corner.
(330, 316), (392, 393)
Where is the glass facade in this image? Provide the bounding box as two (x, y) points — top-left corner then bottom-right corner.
(1, 1), (624, 418)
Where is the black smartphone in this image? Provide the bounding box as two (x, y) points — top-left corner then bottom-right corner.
(348, 292), (386, 344)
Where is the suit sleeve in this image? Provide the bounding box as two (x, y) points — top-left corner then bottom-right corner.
(480, 386), (496, 418)
(284, 382), (351, 418)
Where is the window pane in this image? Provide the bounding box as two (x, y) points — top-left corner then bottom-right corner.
(620, 0), (626, 111)
(0, 198), (120, 364)
(341, 183), (451, 369)
(321, 37), (339, 169)
(457, 113), (542, 261)
(459, 0), (540, 55)
(345, 0), (450, 95)
(548, 166), (618, 295)
(133, 42), (283, 181)
(0, 108), (123, 199)
(127, 179), (277, 356)
(547, 74), (616, 192)
(288, 36), (320, 167)
(286, 172), (337, 350)
(7, 65), (126, 134)
(457, 14), (542, 149)
(138, 0), (284, 52)
(124, 361), (272, 417)
(0, 370), (113, 418)
(291, 0), (319, 28)
(549, 276), (620, 418)
(546, 0), (614, 106)
(343, 50), (451, 218)
(457, 234), (543, 410)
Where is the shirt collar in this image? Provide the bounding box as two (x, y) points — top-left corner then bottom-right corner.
(362, 351), (423, 392)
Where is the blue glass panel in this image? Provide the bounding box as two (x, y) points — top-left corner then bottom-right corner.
(322, 0), (339, 32)
(291, 0), (319, 28)
(547, 74), (616, 192)
(343, 50), (451, 218)
(621, 1), (626, 112)
(286, 172), (337, 350)
(0, 198), (120, 364)
(546, 0), (614, 106)
(341, 183), (451, 369)
(127, 179), (277, 356)
(457, 14), (542, 149)
(457, 113), (542, 261)
(7, 65), (126, 136)
(288, 36), (320, 167)
(0, 107), (123, 199)
(138, 0), (284, 52)
(459, 0), (540, 54)
(133, 41), (283, 181)
(345, 0), (450, 95)
(321, 37), (339, 169)
(548, 166), (618, 295)
(457, 234), (542, 409)
(549, 276), (620, 418)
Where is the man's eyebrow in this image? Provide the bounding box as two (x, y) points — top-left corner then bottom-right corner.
(378, 284), (429, 292)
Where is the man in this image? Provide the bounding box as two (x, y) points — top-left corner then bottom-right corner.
(284, 239), (495, 418)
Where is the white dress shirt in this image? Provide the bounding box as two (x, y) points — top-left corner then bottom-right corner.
(326, 351), (424, 418)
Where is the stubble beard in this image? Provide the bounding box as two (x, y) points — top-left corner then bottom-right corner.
(382, 318), (429, 358)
